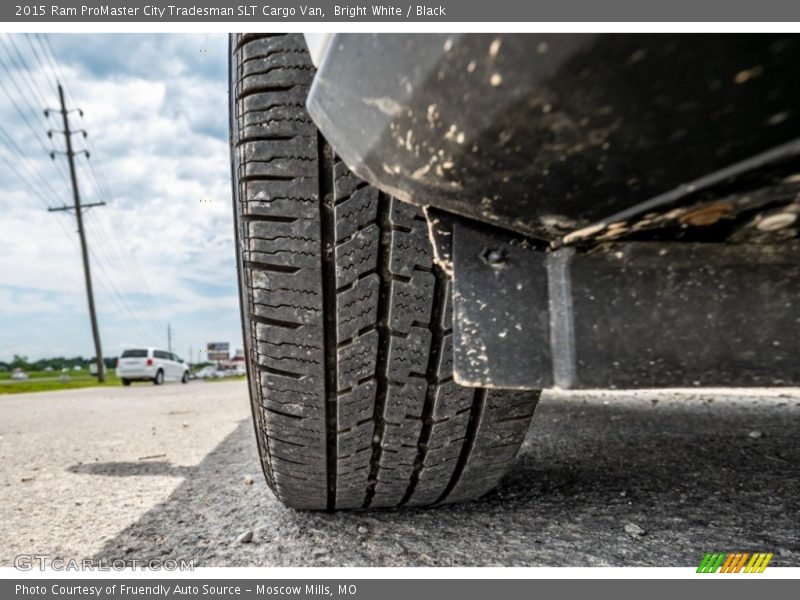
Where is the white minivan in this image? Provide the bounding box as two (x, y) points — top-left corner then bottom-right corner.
(116, 348), (189, 386)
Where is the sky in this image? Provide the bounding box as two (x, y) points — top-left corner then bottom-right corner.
(0, 34), (242, 362)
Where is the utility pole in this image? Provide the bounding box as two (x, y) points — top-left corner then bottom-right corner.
(167, 323), (172, 352)
(47, 84), (106, 382)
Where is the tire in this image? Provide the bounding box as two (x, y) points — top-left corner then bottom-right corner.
(181, 371), (189, 384)
(121, 378), (131, 387)
(230, 33), (540, 510)
(153, 370), (164, 386)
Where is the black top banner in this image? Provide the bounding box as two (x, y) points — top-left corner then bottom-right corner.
(5, 0), (800, 22)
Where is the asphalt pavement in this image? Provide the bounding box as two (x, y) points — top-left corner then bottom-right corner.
(1, 380), (797, 567)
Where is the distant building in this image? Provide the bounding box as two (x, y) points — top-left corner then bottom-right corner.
(218, 351), (246, 375)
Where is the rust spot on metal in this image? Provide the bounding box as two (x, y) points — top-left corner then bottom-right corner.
(678, 202), (732, 227)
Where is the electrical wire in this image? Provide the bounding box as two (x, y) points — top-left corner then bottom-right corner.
(37, 34), (161, 307)
(0, 126), (65, 203)
(0, 40), (72, 190)
(1, 34), (162, 346)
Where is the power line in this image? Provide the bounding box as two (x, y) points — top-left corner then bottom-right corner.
(88, 158), (112, 201)
(0, 45), (52, 143)
(0, 35), (50, 112)
(0, 42), (71, 191)
(0, 132), (79, 263)
(31, 34), (60, 80)
(0, 126), (65, 202)
(96, 213), (164, 322)
(0, 37), (157, 353)
(2, 35), (72, 188)
(83, 214), (164, 340)
(0, 140), (84, 264)
(0, 149), (54, 210)
(77, 159), (103, 202)
(71, 158), (165, 328)
(0, 37), (160, 356)
(34, 34), (164, 320)
(34, 34), (96, 191)
(87, 243), (160, 344)
(24, 33), (50, 83)
(2, 34), (165, 350)
(0, 60), (53, 157)
(15, 34), (74, 187)
(67, 163), (164, 333)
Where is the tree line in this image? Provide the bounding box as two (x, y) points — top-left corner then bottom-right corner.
(0, 355), (118, 372)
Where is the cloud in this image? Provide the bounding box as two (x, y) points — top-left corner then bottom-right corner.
(0, 34), (243, 361)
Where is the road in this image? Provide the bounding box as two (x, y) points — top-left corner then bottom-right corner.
(1, 381), (798, 567)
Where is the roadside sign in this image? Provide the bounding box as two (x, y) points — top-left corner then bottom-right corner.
(207, 342), (230, 361)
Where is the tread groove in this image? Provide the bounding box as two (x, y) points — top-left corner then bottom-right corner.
(319, 133), (338, 512)
(264, 406), (305, 420)
(399, 268), (447, 506)
(236, 84), (300, 101)
(362, 191), (392, 509)
(255, 364), (307, 380)
(249, 314), (303, 329)
(240, 214), (299, 224)
(244, 260), (301, 274)
(233, 33), (287, 52)
(434, 388), (487, 505)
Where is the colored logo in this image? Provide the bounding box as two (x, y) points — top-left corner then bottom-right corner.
(697, 552), (773, 573)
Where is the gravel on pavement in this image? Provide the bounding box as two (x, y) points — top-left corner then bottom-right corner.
(1, 381), (797, 567)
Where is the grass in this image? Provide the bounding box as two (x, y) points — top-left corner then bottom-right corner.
(0, 371), (248, 394)
(0, 372), (122, 394)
